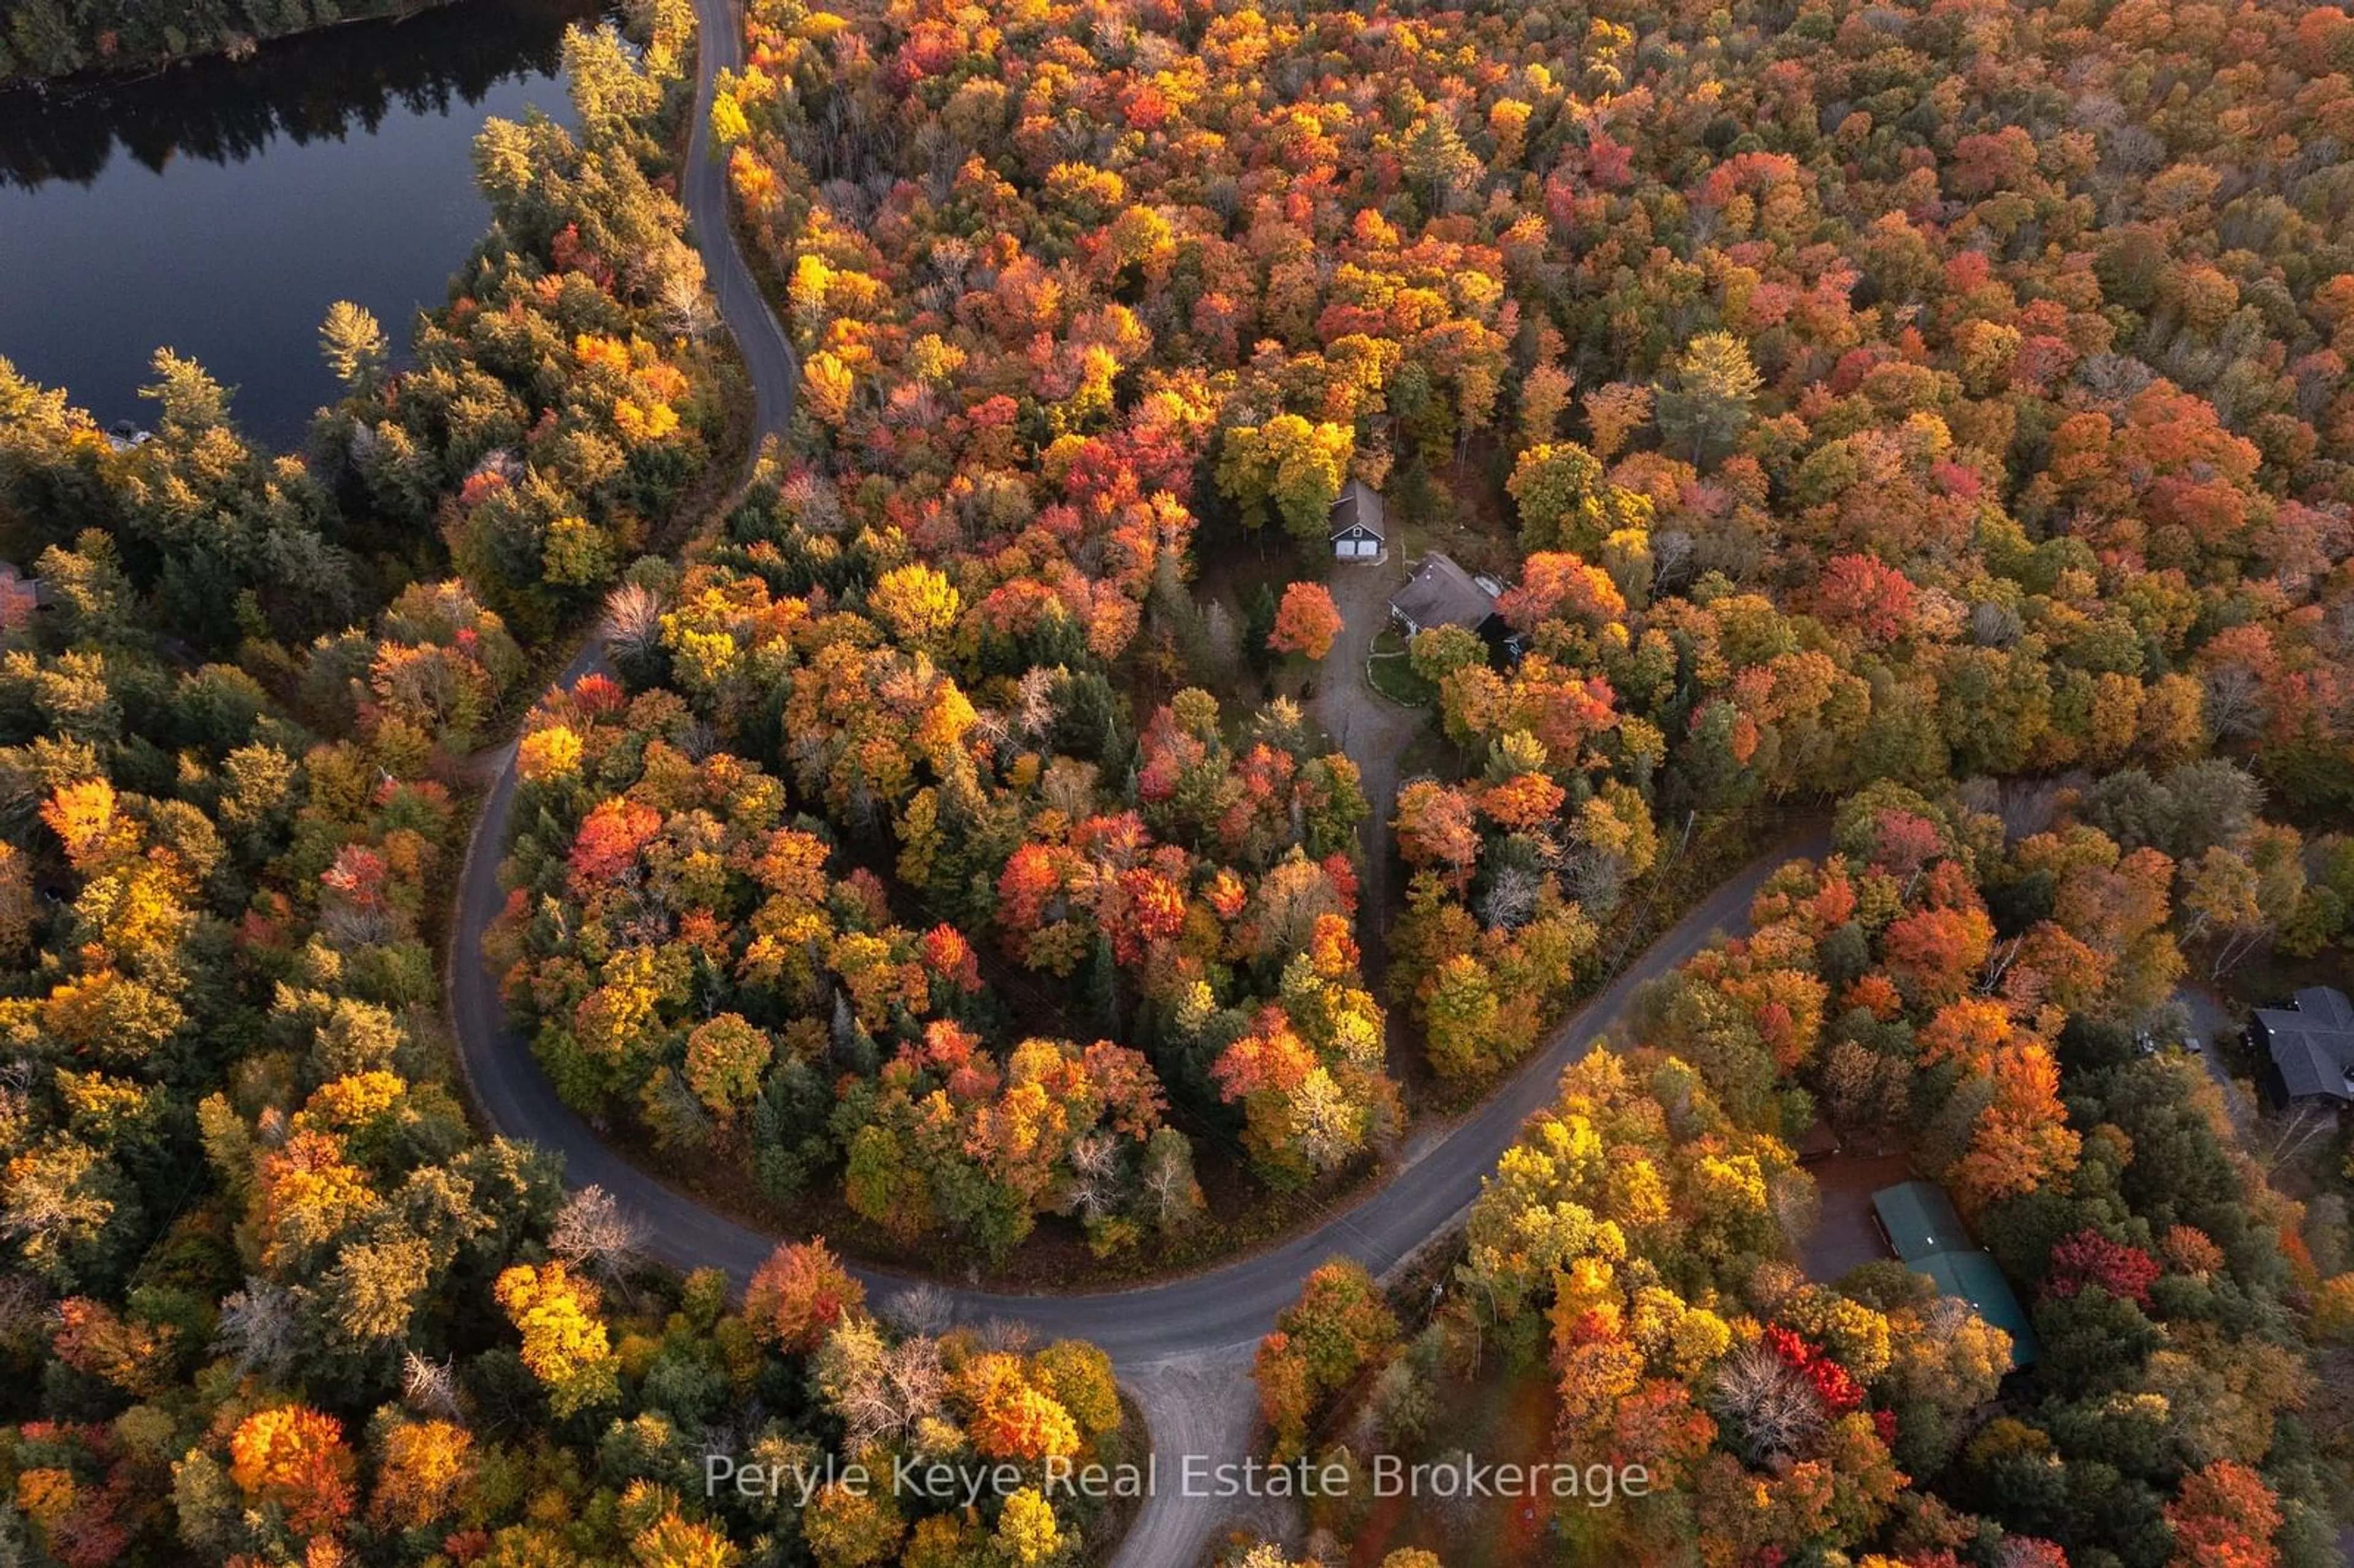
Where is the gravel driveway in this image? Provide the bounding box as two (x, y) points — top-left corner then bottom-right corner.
(1308, 555), (1431, 983)
(2176, 984), (2254, 1127)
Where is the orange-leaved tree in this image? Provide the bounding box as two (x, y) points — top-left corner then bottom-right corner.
(1268, 580), (1343, 662)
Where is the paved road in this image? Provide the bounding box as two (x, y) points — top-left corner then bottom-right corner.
(455, 736), (1813, 1556)
(682, 0), (796, 453)
(459, 739), (1816, 1360)
(443, 7), (1826, 1561)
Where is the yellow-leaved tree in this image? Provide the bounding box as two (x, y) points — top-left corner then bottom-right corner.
(494, 1261), (621, 1417)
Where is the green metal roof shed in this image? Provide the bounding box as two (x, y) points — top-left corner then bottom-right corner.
(1871, 1179), (1971, 1262)
(1916, 1250), (2041, 1369)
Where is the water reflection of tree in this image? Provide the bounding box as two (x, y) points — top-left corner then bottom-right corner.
(0, 0), (603, 189)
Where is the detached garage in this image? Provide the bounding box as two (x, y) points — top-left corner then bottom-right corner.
(1328, 479), (1386, 559)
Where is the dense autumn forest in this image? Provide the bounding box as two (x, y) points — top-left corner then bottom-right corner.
(1255, 798), (2347, 1566)
(4, 0), (2354, 1561)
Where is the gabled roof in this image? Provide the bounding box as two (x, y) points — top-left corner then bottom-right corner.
(1872, 1180), (2038, 1369)
(1915, 1250), (2040, 1368)
(1872, 1180), (1970, 1262)
(1330, 478), (1386, 539)
(1390, 552), (1495, 631)
(2252, 985), (2354, 1102)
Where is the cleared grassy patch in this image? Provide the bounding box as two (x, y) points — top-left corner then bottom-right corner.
(1365, 630), (1438, 707)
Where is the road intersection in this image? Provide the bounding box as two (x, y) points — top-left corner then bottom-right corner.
(443, 8), (1822, 1558)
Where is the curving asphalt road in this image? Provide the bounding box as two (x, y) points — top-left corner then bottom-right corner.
(445, 6), (1824, 1560)
(457, 803), (1813, 1358)
(680, 0), (798, 454)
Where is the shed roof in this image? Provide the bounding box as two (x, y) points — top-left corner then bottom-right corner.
(1330, 479), (1386, 539)
(1390, 552), (1496, 632)
(1872, 1180), (1970, 1263)
(1793, 1116), (1843, 1162)
(2252, 986), (2354, 1102)
(1914, 1250), (2041, 1368)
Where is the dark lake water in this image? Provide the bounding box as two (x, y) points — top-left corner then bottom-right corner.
(0, 0), (603, 449)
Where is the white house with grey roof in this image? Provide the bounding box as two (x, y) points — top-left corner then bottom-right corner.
(1328, 479), (1387, 559)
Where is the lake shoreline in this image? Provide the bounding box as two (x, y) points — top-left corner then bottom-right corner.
(0, 0), (470, 91)
(0, 0), (602, 444)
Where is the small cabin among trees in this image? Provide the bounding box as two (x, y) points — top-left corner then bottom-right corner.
(2249, 986), (2354, 1108)
(1328, 479), (1385, 558)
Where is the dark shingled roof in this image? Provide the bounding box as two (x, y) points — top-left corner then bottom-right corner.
(1390, 552), (1496, 633)
(2252, 986), (2354, 1102)
(1330, 478), (1386, 539)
